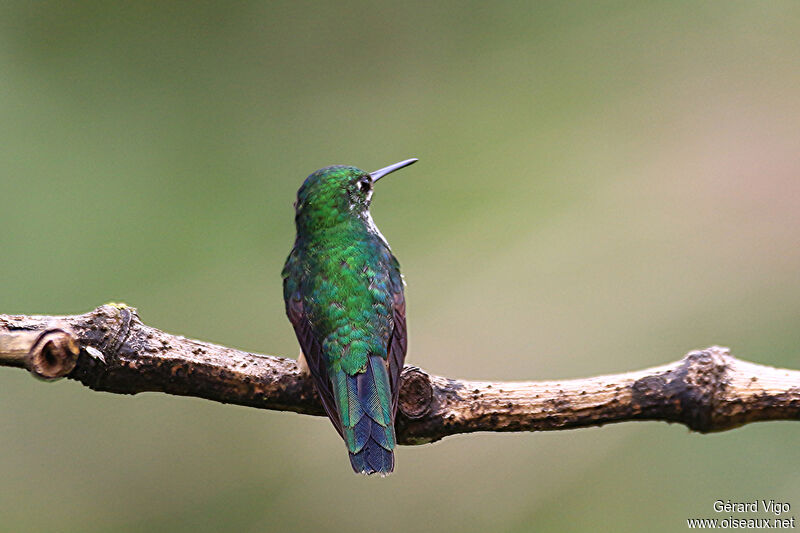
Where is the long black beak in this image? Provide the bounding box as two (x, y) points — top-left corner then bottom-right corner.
(370, 158), (418, 182)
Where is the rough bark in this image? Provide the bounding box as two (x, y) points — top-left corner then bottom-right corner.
(1, 305), (798, 445)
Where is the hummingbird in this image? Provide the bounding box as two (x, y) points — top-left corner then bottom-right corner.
(282, 158), (416, 475)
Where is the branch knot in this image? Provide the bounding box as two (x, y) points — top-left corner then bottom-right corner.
(632, 346), (730, 432)
(28, 327), (80, 380)
(398, 366), (433, 419)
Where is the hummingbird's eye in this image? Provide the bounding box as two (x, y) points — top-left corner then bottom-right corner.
(358, 178), (372, 193)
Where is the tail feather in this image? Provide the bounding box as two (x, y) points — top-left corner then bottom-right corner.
(371, 417), (394, 451)
(351, 411), (372, 452)
(362, 356), (392, 425)
(331, 355), (397, 475)
(349, 439), (394, 475)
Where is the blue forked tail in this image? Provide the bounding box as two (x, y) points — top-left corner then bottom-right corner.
(330, 355), (396, 475)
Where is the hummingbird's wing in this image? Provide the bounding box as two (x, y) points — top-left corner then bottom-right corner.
(285, 293), (344, 437)
(386, 263), (408, 415)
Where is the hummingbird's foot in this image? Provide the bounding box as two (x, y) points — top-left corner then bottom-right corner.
(297, 350), (311, 377)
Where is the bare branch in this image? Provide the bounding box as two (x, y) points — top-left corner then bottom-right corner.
(1, 305), (798, 444)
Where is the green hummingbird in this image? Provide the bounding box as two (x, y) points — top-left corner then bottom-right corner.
(282, 158), (417, 475)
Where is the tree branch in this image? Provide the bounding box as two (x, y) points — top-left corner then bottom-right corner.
(1, 305), (798, 444)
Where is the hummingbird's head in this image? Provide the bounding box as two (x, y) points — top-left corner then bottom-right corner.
(293, 159), (417, 231)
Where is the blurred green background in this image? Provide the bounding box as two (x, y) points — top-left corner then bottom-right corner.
(1, 1), (799, 531)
